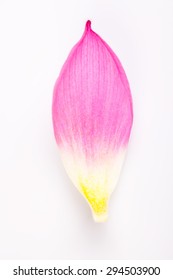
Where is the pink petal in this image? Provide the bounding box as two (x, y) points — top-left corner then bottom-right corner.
(52, 20), (133, 222)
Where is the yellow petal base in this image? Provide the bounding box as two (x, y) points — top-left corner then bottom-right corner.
(59, 148), (126, 221)
(80, 183), (109, 223)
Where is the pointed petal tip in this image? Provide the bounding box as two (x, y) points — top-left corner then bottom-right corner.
(85, 20), (91, 30)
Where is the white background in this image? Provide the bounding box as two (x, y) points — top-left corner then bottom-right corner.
(0, 0), (173, 259)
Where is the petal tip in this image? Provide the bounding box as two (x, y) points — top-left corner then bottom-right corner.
(85, 20), (91, 31)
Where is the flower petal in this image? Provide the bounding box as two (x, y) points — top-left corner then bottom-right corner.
(52, 20), (133, 222)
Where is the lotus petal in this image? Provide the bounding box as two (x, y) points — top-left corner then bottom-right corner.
(52, 20), (133, 222)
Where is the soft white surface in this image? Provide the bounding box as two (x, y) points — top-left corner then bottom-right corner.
(0, 0), (173, 259)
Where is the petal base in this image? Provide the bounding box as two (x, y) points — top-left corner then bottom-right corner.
(80, 182), (109, 222)
(92, 212), (108, 223)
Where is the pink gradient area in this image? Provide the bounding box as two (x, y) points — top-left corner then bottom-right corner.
(52, 20), (133, 160)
